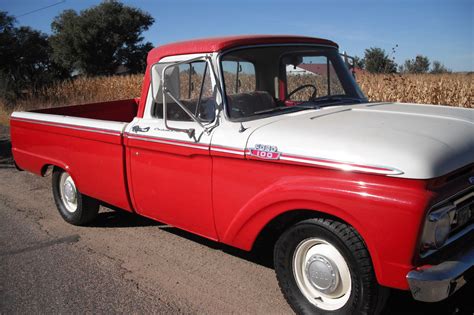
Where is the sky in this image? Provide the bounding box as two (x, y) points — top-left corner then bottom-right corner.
(1, 0), (473, 71)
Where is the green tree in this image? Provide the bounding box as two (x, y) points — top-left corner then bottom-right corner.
(0, 11), (67, 104)
(430, 61), (450, 74)
(363, 47), (397, 73)
(50, 1), (154, 76)
(0, 11), (15, 33)
(401, 55), (430, 73)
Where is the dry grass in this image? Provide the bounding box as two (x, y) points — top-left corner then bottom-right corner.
(0, 74), (143, 125)
(357, 73), (473, 108)
(0, 106), (10, 126)
(0, 72), (472, 126)
(20, 74), (143, 109)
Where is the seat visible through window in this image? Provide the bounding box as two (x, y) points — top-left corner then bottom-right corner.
(227, 91), (276, 118)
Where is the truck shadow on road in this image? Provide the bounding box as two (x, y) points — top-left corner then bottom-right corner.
(0, 126), (14, 167)
(91, 207), (474, 315)
(90, 210), (164, 228)
(0, 139), (14, 168)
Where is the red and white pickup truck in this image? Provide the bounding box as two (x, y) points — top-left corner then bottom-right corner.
(10, 35), (474, 314)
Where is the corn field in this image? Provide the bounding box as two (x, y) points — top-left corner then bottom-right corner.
(357, 73), (472, 107)
(0, 72), (472, 125)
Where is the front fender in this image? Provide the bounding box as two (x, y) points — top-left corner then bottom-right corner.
(221, 175), (431, 289)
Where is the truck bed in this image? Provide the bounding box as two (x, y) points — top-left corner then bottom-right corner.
(10, 98), (139, 212)
(32, 98), (139, 123)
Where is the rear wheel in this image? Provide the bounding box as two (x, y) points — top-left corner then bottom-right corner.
(274, 218), (388, 315)
(52, 168), (99, 225)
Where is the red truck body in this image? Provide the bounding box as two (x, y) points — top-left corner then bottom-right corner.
(10, 35), (473, 313)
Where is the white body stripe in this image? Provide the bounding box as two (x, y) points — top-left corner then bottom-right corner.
(11, 112), (127, 134)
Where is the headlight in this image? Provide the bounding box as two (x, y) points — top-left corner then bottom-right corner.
(431, 211), (451, 248)
(421, 206), (452, 251)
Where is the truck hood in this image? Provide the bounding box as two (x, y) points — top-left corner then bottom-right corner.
(246, 102), (474, 179)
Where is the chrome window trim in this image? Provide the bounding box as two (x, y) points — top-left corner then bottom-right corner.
(215, 43), (341, 123)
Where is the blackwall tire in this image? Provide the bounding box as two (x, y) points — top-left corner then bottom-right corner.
(52, 168), (99, 226)
(274, 218), (388, 315)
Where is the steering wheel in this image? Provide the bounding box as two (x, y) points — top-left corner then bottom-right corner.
(286, 84), (317, 101)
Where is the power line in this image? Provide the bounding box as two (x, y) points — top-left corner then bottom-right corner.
(15, 0), (66, 18)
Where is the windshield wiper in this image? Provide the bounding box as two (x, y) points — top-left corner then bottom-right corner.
(295, 96), (365, 109)
(253, 97), (365, 115)
(253, 106), (298, 115)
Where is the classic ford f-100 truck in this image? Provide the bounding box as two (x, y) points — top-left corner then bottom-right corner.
(10, 35), (473, 314)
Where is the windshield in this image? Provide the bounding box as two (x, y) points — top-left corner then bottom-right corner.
(220, 45), (366, 120)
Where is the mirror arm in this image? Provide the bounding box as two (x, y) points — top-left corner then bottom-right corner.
(163, 88), (208, 133)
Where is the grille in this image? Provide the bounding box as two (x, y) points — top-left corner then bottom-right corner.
(449, 192), (473, 237)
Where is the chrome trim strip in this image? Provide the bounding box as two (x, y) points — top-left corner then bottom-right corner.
(128, 129), (401, 174)
(126, 134), (209, 151)
(279, 154), (403, 175)
(212, 144), (402, 174)
(453, 191), (474, 206)
(429, 186), (474, 209)
(11, 117), (122, 136)
(210, 145), (245, 156)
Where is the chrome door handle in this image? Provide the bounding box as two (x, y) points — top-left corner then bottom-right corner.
(132, 126), (150, 133)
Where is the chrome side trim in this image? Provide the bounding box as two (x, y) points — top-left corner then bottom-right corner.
(126, 134), (209, 151)
(453, 191), (474, 206)
(211, 144), (402, 174)
(210, 145), (245, 156)
(279, 153), (404, 176)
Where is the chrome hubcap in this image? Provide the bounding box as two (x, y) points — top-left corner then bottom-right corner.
(59, 172), (78, 213)
(64, 181), (76, 203)
(293, 238), (352, 311)
(306, 254), (339, 294)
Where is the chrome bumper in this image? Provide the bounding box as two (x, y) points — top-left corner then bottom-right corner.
(406, 244), (474, 302)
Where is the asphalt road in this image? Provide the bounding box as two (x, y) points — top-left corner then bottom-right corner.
(1, 125), (473, 314)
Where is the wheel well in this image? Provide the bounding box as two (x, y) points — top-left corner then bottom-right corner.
(251, 209), (353, 262)
(41, 164), (57, 176)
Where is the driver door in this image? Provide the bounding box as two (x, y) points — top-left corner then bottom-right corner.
(125, 55), (219, 239)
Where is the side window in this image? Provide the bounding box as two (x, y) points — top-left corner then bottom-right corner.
(222, 61), (256, 95)
(284, 56), (345, 101)
(154, 60), (215, 122)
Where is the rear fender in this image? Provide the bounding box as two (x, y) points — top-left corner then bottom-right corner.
(13, 148), (72, 178)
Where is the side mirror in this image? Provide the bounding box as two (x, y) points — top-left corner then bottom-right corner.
(150, 56), (221, 140)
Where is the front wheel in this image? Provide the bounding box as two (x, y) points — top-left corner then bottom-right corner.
(52, 168), (99, 225)
(274, 218), (388, 315)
